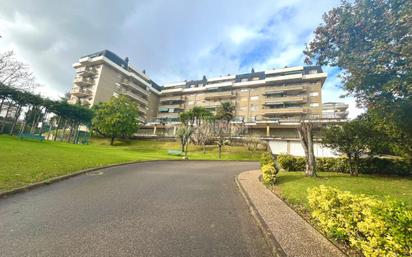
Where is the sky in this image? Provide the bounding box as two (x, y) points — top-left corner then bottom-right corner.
(0, 0), (363, 118)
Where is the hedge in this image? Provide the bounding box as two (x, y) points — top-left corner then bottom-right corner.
(277, 154), (411, 175)
(308, 186), (412, 257)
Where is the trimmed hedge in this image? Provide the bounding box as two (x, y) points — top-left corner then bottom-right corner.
(308, 186), (412, 257)
(277, 154), (411, 175)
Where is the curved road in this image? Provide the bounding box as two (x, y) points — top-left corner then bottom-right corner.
(0, 161), (272, 257)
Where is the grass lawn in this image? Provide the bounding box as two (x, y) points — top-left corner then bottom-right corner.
(274, 171), (412, 209)
(0, 135), (262, 192)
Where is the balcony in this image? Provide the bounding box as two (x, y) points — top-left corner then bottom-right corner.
(80, 98), (91, 106)
(204, 91), (236, 100)
(120, 79), (149, 96)
(157, 112), (180, 119)
(120, 90), (148, 106)
(138, 105), (147, 114)
(71, 87), (92, 97)
(76, 67), (97, 77)
(264, 85), (305, 95)
(74, 77), (94, 87)
(159, 103), (184, 109)
(262, 107), (307, 115)
(160, 95), (185, 103)
(264, 95), (307, 105)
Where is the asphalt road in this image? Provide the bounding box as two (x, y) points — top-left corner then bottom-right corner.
(0, 161), (273, 257)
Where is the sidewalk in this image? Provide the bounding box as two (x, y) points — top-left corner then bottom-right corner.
(237, 170), (346, 257)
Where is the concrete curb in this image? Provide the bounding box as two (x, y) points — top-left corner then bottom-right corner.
(235, 175), (287, 257)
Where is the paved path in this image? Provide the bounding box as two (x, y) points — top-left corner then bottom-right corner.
(0, 161), (273, 257)
(237, 170), (346, 257)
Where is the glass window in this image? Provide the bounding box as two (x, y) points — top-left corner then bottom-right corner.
(309, 92), (319, 97)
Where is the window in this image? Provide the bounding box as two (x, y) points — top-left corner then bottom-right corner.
(241, 78), (248, 82)
(309, 69), (317, 74)
(309, 92), (319, 97)
(240, 89), (249, 92)
(310, 103), (319, 107)
(250, 96), (259, 101)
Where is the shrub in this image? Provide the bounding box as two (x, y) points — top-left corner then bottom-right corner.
(262, 163), (277, 185)
(308, 186), (412, 257)
(260, 152), (279, 185)
(276, 154), (411, 175)
(277, 154), (306, 171)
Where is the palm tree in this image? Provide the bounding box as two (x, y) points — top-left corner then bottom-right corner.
(215, 101), (235, 123)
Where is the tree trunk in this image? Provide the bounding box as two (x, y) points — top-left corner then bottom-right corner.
(67, 121), (75, 143)
(347, 154), (353, 175)
(0, 104), (12, 133)
(60, 120), (68, 142)
(203, 143), (206, 154)
(9, 105), (22, 135)
(74, 123), (80, 144)
(53, 117), (61, 141)
(0, 98), (4, 115)
(218, 144), (222, 159)
(297, 122), (316, 177)
(110, 136), (115, 145)
(38, 111), (47, 136)
(353, 155), (359, 176)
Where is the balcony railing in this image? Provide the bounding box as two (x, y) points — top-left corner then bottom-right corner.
(157, 112), (180, 118)
(120, 90), (148, 105)
(262, 107), (307, 115)
(80, 98), (91, 106)
(71, 87), (92, 97)
(76, 67), (97, 77)
(120, 79), (149, 96)
(204, 91), (236, 100)
(264, 85), (305, 95)
(74, 77), (94, 87)
(160, 96), (185, 102)
(159, 103), (184, 109)
(264, 95), (307, 105)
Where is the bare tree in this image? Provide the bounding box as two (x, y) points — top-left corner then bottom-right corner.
(0, 50), (35, 91)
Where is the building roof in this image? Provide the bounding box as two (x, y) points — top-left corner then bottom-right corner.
(82, 50), (129, 69)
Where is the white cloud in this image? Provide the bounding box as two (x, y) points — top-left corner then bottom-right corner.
(0, 0), (363, 117)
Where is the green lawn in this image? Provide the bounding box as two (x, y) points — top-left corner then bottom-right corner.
(0, 135), (263, 192)
(274, 171), (412, 209)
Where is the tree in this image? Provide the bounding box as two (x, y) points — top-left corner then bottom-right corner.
(304, 0), (412, 161)
(297, 122), (317, 177)
(0, 50), (35, 90)
(214, 102), (235, 158)
(92, 96), (139, 145)
(176, 126), (194, 159)
(322, 119), (370, 176)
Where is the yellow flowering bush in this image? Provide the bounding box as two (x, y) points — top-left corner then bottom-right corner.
(260, 152), (279, 185)
(308, 186), (412, 257)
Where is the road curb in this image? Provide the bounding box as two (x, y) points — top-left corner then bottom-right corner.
(235, 174), (287, 257)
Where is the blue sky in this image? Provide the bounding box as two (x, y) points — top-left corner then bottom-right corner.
(0, 0), (363, 117)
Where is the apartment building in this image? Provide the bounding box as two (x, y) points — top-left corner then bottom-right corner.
(157, 66), (326, 124)
(322, 102), (349, 119)
(69, 50), (349, 139)
(68, 50), (161, 123)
